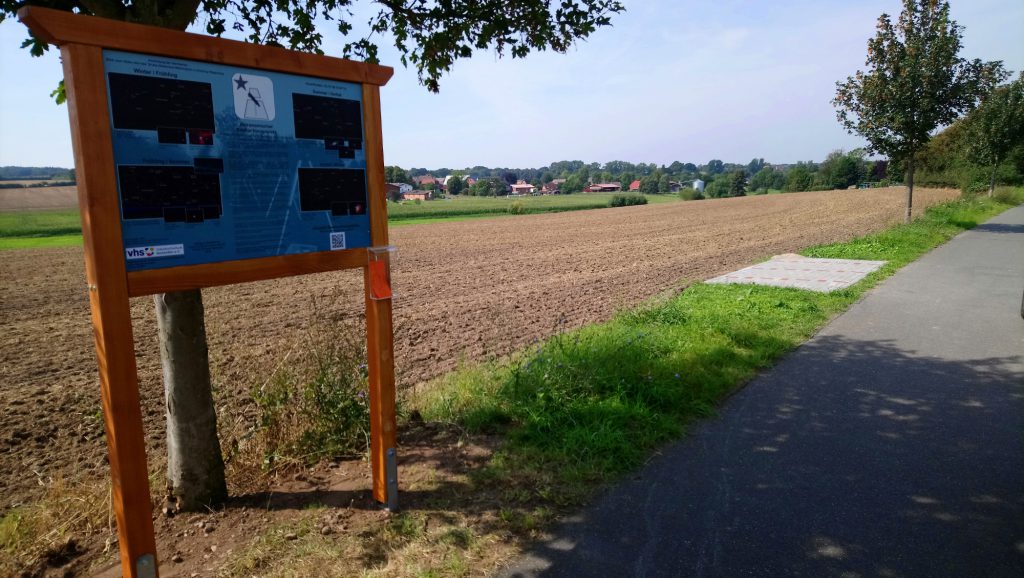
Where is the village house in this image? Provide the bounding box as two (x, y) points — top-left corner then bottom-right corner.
(402, 190), (432, 201)
(628, 180), (641, 192)
(584, 182), (622, 192)
(386, 182), (413, 195)
(412, 174), (437, 188)
(541, 178), (565, 194)
(510, 180), (537, 195)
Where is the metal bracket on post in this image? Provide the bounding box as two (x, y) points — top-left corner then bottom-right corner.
(385, 447), (399, 511)
(136, 554), (156, 578)
(367, 245), (397, 301)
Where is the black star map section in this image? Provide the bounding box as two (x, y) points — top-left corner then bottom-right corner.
(108, 72), (225, 222)
(118, 165), (223, 222)
(292, 93), (363, 158)
(108, 73), (216, 145)
(298, 168), (368, 216)
(292, 93), (368, 213)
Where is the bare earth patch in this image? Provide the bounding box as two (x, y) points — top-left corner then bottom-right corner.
(0, 187), (958, 575)
(0, 186), (78, 211)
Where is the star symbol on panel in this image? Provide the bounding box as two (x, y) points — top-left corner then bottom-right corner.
(234, 75), (248, 90)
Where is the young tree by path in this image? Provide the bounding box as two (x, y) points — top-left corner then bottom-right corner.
(962, 73), (1024, 196)
(833, 0), (1004, 223)
(3, 0), (624, 511)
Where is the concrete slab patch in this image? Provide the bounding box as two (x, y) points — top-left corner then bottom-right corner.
(707, 254), (886, 292)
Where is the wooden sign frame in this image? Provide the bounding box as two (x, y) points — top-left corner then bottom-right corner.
(19, 8), (397, 578)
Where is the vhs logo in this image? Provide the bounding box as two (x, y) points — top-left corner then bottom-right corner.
(125, 244), (184, 260)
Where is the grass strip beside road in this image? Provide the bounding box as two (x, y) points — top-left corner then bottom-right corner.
(412, 189), (1024, 508)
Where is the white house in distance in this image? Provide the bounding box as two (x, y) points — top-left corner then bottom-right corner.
(387, 182), (413, 195)
(693, 179), (705, 193)
(510, 180), (537, 195)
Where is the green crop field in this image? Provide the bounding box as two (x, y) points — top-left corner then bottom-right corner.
(0, 209), (81, 249)
(387, 192), (678, 222)
(0, 194), (681, 249)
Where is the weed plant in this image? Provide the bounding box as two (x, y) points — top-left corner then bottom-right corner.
(248, 321), (370, 469)
(507, 200), (527, 214)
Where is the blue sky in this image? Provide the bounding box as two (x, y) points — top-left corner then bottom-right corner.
(1, 0), (1021, 169)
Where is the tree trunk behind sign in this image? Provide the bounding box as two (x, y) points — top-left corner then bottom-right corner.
(904, 157), (915, 224)
(154, 290), (227, 510)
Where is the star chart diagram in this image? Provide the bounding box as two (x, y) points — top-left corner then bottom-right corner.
(232, 73), (276, 121)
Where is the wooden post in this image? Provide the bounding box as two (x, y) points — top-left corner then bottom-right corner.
(61, 43), (158, 577)
(362, 84), (398, 505)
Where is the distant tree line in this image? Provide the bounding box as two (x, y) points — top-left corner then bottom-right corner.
(385, 152), (893, 199)
(0, 166), (75, 181)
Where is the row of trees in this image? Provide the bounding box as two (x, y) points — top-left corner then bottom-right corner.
(387, 150), (891, 198)
(0, 166), (74, 180)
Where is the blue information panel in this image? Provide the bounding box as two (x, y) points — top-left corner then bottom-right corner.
(102, 50), (371, 272)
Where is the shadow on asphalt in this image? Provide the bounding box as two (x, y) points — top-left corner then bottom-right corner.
(972, 222), (1024, 234)
(501, 335), (1024, 578)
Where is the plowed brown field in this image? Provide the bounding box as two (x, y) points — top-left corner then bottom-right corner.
(0, 187), (958, 508)
(0, 186), (77, 211)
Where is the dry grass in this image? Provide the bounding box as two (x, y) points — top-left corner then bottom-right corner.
(0, 476), (116, 576)
(222, 507), (511, 578)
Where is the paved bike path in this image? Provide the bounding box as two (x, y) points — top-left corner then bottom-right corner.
(501, 205), (1024, 577)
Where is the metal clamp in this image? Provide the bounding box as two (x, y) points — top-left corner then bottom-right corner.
(385, 447), (399, 511)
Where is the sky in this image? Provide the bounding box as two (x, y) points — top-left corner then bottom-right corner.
(1, 0), (1022, 170)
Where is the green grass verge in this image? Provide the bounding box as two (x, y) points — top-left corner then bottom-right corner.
(0, 234), (83, 250)
(412, 189), (1023, 506)
(0, 194), (678, 249)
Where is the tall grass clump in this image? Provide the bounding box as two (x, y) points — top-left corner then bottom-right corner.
(243, 321), (370, 470)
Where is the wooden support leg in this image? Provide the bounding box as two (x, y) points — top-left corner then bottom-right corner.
(364, 265), (398, 507)
(61, 43), (158, 577)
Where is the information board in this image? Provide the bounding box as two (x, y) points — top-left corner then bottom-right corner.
(103, 50), (371, 272)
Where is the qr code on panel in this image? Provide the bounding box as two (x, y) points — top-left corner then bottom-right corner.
(329, 232), (346, 250)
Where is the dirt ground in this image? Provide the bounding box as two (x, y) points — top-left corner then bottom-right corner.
(0, 187), (958, 574)
(0, 186), (78, 211)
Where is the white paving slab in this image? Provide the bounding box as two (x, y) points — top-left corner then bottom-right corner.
(706, 254), (886, 292)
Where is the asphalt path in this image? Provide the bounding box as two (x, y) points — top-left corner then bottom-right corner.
(501, 205), (1024, 578)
